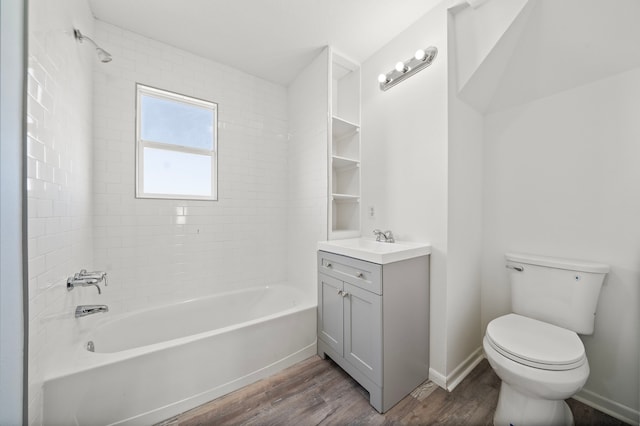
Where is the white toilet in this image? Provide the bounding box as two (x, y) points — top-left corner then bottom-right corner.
(483, 253), (609, 426)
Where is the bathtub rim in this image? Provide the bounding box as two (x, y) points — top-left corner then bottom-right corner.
(44, 284), (316, 382)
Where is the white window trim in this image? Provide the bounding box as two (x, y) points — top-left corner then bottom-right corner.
(135, 84), (218, 201)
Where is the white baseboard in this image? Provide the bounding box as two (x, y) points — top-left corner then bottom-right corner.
(432, 347), (639, 425)
(429, 346), (485, 392)
(574, 388), (639, 426)
(445, 347), (485, 391)
(428, 368), (447, 389)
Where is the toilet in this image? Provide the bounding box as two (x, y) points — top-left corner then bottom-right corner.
(483, 253), (609, 426)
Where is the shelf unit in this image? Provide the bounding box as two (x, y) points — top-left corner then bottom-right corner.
(328, 49), (361, 240)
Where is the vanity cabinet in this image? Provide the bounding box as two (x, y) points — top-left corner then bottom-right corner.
(317, 250), (430, 413)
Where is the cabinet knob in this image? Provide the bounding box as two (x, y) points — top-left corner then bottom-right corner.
(326, 263), (333, 268)
(341, 291), (349, 298)
(356, 272), (364, 279)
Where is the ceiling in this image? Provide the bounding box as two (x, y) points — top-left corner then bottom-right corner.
(88, 0), (443, 86)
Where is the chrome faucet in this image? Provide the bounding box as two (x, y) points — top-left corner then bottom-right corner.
(75, 305), (109, 318)
(373, 229), (395, 243)
(78, 269), (108, 286)
(67, 269), (107, 294)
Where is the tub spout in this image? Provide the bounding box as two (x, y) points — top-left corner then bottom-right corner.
(75, 305), (109, 318)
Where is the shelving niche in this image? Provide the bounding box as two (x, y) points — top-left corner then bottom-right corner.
(329, 49), (361, 240)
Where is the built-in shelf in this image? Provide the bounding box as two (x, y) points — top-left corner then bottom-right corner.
(332, 193), (360, 201)
(332, 116), (360, 140)
(328, 49), (361, 241)
(332, 155), (360, 169)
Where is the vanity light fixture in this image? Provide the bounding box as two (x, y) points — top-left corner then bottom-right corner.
(378, 46), (437, 91)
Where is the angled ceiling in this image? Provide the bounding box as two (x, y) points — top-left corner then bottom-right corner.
(456, 0), (640, 113)
(88, 0), (442, 86)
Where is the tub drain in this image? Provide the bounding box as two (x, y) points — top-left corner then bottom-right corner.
(86, 341), (95, 352)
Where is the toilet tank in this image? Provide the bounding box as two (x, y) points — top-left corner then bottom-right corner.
(505, 253), (609, 335)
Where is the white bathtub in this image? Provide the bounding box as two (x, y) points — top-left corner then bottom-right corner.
(43, 285), (317, 426)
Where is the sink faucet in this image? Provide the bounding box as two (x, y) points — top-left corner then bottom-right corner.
(373, 229), (395, 243)
(75, 305), (109, 318)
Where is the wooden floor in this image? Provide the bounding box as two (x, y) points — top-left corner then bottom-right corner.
(158, 356), (626, 426)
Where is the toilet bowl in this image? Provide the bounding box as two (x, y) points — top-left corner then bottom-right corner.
(485, 253), (608, 426)
(484, 314), (590, 426)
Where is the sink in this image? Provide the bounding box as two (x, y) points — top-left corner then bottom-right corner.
(317, 238), (431, 264)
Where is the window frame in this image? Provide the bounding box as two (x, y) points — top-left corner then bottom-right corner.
(135, 83), (218, 201)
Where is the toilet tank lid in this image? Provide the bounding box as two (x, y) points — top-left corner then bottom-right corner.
(505, 253), (609, 273)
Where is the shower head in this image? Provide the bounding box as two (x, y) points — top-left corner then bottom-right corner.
(73, 28), (112, 63)
(96, 47), (112, 63)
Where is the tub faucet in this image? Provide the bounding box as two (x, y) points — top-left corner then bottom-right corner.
(78, 269), (108, 286)
(67, 269), (107, 294)
(75, 305), (109, 318)
(67, 276), (102, 294)
(373, 229), (395, 243)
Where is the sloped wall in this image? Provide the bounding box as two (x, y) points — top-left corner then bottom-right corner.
(453, 0), (640, 420)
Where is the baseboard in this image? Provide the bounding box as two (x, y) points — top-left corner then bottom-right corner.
(446, 347), (484, 391)
(439, 347), (639, 425)
(428, 368), (447, 389)
(429, 346), (484, 392)
(574, 388), (639, 425)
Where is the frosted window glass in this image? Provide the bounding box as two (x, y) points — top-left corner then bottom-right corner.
(140, 94), (214, 150)
(143, 147), (212, 197)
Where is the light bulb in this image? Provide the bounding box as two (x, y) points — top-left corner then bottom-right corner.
(415, 49), (426, 61)
(377, 73), (388, 83)
(395, 61), (408, 73)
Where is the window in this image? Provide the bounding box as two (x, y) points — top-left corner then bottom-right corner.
(136, 84), (218, 200)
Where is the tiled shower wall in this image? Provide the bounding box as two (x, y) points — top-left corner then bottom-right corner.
(26, 0), (95, 423)
(92, 21), (289, 312)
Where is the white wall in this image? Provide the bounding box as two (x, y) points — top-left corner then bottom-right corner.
(362, 1), (486, 388)
(26, 0), (95, 423)
(91, 21), (290, 313)
(361, 2), (451, 380)
(483, 67), (640, 423)
(287, 48), (329, 301)
(445, 8), (485, 386)
(0, 0), (26, 423)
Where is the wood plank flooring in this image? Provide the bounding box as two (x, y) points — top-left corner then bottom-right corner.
(158, 356), (627, 426)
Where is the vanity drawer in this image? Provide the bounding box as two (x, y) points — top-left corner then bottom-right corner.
(318, 251), (382, 295)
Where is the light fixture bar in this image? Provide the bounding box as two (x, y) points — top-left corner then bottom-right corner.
(378, 46), (437, 91)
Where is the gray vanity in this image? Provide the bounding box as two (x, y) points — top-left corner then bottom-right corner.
(317, 238), (431, 413)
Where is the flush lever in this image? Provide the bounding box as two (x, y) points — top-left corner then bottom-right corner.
(506, 264), (524, 272)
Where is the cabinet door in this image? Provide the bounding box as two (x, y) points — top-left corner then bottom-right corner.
(343, 282), (382, 385)
(318, 273), (344, 355)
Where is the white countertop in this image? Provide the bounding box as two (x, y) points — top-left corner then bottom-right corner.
(317, 238), (431, 264)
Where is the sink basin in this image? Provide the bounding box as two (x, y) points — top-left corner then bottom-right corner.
(317, 238), (431, 264)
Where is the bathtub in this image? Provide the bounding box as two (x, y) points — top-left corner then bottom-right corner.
(43, 284), (317, 425)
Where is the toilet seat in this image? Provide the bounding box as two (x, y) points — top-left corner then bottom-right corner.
(486, 314), (586, 371)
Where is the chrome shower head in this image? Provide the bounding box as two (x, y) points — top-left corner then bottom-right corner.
(74, 28), (112, 63)
(96, 47), (112, 63)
